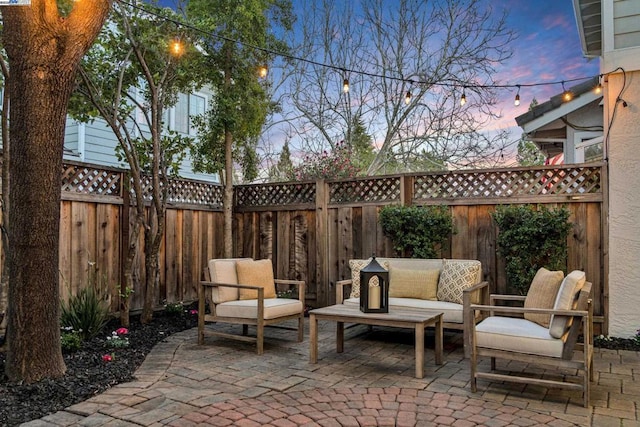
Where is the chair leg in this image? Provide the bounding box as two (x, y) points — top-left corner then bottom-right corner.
(297, 315), (304, 342)
(257, 324), (264, 355)
(470, 350), (477, 392)
(490, 357), (496, 371)
(243, 324), (249, 336)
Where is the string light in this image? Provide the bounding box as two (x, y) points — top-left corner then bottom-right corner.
(405, 90), (412, 105)
(258, 65), (268, 78)
(169, 37), (184, 57)
(561, 81), (573, 102)
(594, 75), (603, 94)
(514, 85), (521, 106)
(460, 88), (467, 106)
(120, 0), (613, 104)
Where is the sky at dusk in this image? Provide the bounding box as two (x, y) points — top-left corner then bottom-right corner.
(157, 0), (601, 163)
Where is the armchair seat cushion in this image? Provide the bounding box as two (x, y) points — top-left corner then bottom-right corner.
(475, 316), (564, 358)
(343, 297), (464, 323)
(216, 298), (303, 320)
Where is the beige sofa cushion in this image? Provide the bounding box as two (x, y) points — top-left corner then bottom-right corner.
(208, 258), (251, 303)
(524, 267), (564, 327)
(549, 270), (586, 338)
(389, 266), (439, 300)
(217, 298), (303, 320)
(475, 316), (564, 358)
(236, 259), (277, 300)
(437, 259), (481, 304)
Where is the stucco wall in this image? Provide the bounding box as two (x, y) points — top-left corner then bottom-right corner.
(606, 70), (640, 337)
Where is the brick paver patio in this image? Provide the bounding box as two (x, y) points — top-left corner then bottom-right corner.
(22, 320), (640, 426)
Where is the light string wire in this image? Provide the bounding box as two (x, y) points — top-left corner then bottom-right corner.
(118, 0), (615, 94)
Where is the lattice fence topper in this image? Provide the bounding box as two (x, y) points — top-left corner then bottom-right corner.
(135, 175), (223, 207)
(413, 166), (602, 199)
(235, 182), (316, 207)
(329, 176), (401, 204)
(61, 163), (122, 196)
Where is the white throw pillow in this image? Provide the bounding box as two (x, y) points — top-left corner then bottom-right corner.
(549, 270), (586, 338)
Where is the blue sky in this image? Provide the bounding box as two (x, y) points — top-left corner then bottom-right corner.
(157, 0), (600, 162)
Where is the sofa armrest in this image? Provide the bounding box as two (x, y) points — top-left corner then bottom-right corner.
(336, 279), (353, 304)
(274, 279), (306, 302)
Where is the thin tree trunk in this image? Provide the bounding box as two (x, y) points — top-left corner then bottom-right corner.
(223, 128), (233, 258)
(0, 56), (10, 339)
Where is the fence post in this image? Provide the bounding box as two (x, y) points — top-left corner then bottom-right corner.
(400, 174), (413, 207)
(315, 179), (329, 307)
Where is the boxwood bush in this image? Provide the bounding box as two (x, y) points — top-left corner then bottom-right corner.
(492, 205), (572, 295)
(379, 205), (453, 258)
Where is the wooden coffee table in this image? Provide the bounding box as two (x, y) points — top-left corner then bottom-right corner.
(309, 304), (443, 379)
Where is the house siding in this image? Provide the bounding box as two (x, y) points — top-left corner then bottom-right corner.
(614, 0), (640, 49)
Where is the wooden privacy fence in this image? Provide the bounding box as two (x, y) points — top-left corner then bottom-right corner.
(2, 161), (608, 332)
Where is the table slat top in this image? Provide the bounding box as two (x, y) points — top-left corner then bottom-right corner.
(309, 304), (442, 323)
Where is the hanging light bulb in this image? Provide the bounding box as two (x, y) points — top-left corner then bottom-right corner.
(561, 81), (573, 102)
(594, 75), (603, 95)
(258, 65), (268, 78)
(169, 37), (184, 57)
(343, 78), (350, 93)
(405, 90), (412, 105)
(514, 85), (521, 106)
(460, 89), (467, 106)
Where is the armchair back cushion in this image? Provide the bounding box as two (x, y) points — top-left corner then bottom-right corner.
(208, 258), (250, 303)
(524, 267), (564, 327)
(437, 259), (482, 304)
(549, 270), (586, 338)
(237, 259), (277, 300)
(389, 266), (439, 300)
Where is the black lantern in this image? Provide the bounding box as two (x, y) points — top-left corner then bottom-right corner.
(359, 255), (389, 313)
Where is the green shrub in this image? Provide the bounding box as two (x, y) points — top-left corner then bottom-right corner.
(379, 205), (454, 258)
(60, 287), (110, 341)
(492, 205), (572, 295)
(60, 327), (83, 353)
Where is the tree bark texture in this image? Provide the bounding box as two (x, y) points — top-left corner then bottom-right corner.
(1, 0), (111, 383)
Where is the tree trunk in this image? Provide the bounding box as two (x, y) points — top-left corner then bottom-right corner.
(1, 0), (111, 383)
(0, 57), (10, 340)
(223, 128), (234, 258)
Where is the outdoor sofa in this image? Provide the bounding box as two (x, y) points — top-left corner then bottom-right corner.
(336, 257), (489, 357)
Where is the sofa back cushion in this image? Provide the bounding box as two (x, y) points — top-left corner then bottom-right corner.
(549, 270), (586, 338)
(236, 259), (277, 300)
(208, 258), (251, 303)
(436, 259), (482, 304)
(348, 258), (391, 298)
(524, 267), (564, 327)
(389, 266), (439, 300)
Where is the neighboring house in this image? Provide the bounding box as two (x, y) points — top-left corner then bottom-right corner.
(63, 86), (218, 183)
(515, 76), (603, 164)
(574, 0), (640, 337)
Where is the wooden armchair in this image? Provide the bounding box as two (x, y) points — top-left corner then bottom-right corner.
(198, 258), (305, 355)
(469, 272), (593, 407)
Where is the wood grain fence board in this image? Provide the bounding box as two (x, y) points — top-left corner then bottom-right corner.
(351, 207), (363, 260)
(451, 205), (470, 259)
(326, 208), (340, 307)
(96, 203), (120, 312)
(362, 205), (378, 257)
(70, 202), (90, 297)
(164, 209), (177, 303)
(59, 201), (73, 302)
(259, 212), (272, 260)
(586, 202), (603, 316)
(182, 210), (195, 302)
(304, 210), (317, 302)
(338, 207), (353, 282)
(475, 205), (497, 286)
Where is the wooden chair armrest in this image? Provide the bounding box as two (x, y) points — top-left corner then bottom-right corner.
(490, 294), (526, 304)
(336, 279), (353, 304)
(200, 280), (263, 290)
(469, 304), (589, 317)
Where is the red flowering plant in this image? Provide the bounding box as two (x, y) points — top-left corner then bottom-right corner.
(293, 142), (361, 181)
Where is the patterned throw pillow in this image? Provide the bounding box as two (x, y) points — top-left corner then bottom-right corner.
(389, 267), (439, 300)
(524, 267), (564, 327)
(436, 259), (481, 304)
(236, 259), (277, 300)
(348, 258), (390, 298)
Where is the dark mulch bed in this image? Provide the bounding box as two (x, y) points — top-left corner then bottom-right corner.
(0, 311), (638, 427)
(0, 308), (197, 427)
